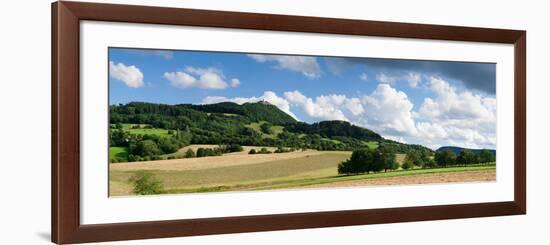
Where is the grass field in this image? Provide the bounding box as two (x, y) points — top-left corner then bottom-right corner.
(245, 121), (284, 139)
(395, 153), (406, 164)
(109, 145), (495, 196)
(110, 123), (172, 137)
(365, 141), (379, 149)
(119, 123), (172, 137)
(110, 150), (350, 195)
(109, 146), (128, 161)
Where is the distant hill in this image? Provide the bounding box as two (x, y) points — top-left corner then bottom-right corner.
(436, 146), (496, 156)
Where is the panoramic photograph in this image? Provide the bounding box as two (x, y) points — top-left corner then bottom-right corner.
(108, 47), (497, 196)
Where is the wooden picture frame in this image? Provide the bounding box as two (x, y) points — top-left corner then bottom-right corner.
(52, 1), (526, 244)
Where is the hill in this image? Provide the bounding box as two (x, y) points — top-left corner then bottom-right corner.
(284, 120), (382, 141)
(436, 146), (496, 156)
(109, 101), (433, 160)
(181, 101), (297, 125)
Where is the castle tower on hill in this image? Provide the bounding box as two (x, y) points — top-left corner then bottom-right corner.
(259, 100), (272, 105)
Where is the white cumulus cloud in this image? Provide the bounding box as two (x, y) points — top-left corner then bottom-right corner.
(419, 77), (496, 123)
(284, 91), (351, 121)
(414, 77), (497, 149)
(360, 84), (418, 136)
(416, 122), (448, 140)
(231, 78), (240, 87)
(109, 61), (145, 88)
(247, 54), (321, 79)
(164, 66), (240, 90)
(344, 98), (365, 116)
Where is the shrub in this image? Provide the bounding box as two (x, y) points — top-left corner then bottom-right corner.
(196, 147), (224, 157)
(338, 147), (396, 174)
(479, 149), (495, 163)
(131, 171), (163, 195)
(422, 159), (437, 169)
(274, 147), (293, 153)
(196, 148), (206, 157)
(110, 129), (130, 147)
(456, 150), (479, 165)
(223, 144), (243, 153)
(157, 138), (179, 154)
(404, 151), (422, 167)
(338, 149), (373, 174)
(127, 154), (138, 162)
(248, 148), (272, 154)
(387, 159), (400, 171)
(401, 161), (413, 170)
(184, 149), (195, 158)
(129, 139), (162, 158)
(260, 123), (273, 134)
(258, 148), (272, 154)
(435, 150), (456, 167)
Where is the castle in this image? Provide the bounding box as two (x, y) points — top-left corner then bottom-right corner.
(259, 100), (273, 105)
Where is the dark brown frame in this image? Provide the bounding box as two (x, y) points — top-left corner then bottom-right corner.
(52, 1), (526, 244)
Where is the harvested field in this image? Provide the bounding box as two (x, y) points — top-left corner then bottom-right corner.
(293, 169), (496, 189)
(111, 147), (323, 172)
(109, 144), (496, 196)
(109, 150), (352, 196)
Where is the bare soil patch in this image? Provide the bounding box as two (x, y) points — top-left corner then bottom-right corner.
(295, 169), (496, 189)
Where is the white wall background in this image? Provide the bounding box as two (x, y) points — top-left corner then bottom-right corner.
(0, 0), (547, 244)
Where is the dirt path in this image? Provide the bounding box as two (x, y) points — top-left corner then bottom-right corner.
(295, 169), (496, 189)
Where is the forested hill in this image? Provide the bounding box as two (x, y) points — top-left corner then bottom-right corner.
(437, 146), (496, 156)
(181, 101), (297, 125)
(283, 121), (381, 141)
(109, 101), (433, 154)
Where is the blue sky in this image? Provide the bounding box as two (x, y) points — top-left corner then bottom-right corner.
(109, 47), (496, 150)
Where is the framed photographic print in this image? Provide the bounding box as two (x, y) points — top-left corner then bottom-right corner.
(52, 1), (526, 244)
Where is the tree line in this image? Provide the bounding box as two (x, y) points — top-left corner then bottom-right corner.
(338, 145), (399, 174)
(433, 149), (495, 167)
(338, 148), (495, 175)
